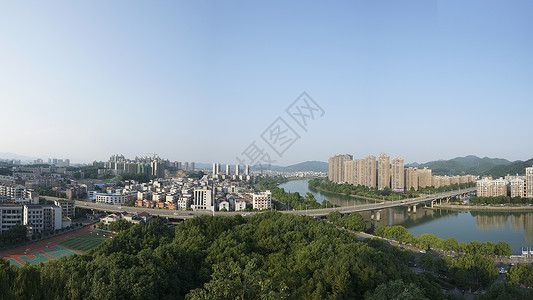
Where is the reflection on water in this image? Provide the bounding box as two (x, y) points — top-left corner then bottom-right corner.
(279, 179), (533, 254)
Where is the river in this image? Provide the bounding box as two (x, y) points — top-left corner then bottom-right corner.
(279, 179), (533, 254)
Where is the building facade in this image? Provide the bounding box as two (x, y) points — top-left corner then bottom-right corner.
(527, 167), (533, 198)
(192, 187), (214, 211)
(377, 153), (390, 190)
(252, 190), (271, 210)
(391, 158), (404, 190)
(23, 204), (62, 233)
(328, 154), (353, 183)
(0, 203), (22, 233)
(364, 156), (376, 188)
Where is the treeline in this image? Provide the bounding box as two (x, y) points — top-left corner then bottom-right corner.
(374, 225), (512, 257)
(326, 211), (366, 232)
(0, 167), (12, 176)
(258, 177), (334, 210)
(469, 196), (533, 206)
(0, 225), (28, 248)
(418, 252), (498, 287)
(0, 213), (452, 299)
(309, 179), (475, 201)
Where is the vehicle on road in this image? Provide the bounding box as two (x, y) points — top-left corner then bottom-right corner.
(420, 250), (426, 253)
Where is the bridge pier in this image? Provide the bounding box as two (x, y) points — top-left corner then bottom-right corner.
(431, 201), (434, 208)
(412, 205), (416, 213)
(407, 206), (411, 213)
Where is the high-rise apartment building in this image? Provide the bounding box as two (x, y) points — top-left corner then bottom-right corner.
(226, 164), (230, 175)
(344, 160), (355, 185)
(364, 156), (376, 188)
(328, 154), (353, 183)
(477, 178), (492, 197)
(344, 160), (365, 186)
(527, 167), (533, 198)
(477, 178), (507, 197)
(377, 153), (390, 190)
(405, 167), (419, 191)
(491, 178), (508, 196)
(510, 178), (526, 198)
(212, 163), (220, 175)
(419, 167), (432, 188)
(235, 164), (240, 176)
(391, 158), (404, 190)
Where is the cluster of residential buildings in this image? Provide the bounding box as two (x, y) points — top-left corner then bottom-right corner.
(92, 154), (196, 177)
(0, 198), (75, 235)
(92, 175), (271, 212)
(329, 154), (476, 191)
(476, 167), (533, 198)
(211, 163), (253, 181)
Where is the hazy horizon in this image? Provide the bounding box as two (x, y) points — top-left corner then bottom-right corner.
(1, 1), (531, 165)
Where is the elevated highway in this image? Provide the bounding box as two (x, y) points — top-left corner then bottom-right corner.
(56, 187), (475, 220)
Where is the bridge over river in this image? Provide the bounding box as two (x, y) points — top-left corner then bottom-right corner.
(62, 187), (475, 220)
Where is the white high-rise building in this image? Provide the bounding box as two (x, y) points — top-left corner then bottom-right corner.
(192, 187), (214, 211)
(526, 167), (533, 198)
(252, 190), (271, 210)
(510, 178), (526, 198)
(235, 164), (240, 176)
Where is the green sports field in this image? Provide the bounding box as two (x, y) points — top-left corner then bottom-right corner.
(56, 234), (109, 254)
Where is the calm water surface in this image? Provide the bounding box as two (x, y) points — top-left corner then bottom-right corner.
(279, 179), (533, 254)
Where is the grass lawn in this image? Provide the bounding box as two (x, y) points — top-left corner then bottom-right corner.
(56, 234), (109, 254)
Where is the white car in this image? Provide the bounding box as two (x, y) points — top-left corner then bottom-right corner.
(420, 250), (427, 253)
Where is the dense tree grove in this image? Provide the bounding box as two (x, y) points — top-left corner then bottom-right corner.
(374, 226), (512, 257)
(507, 263), (533, 288)
(258, 177), (334, 210)
(0, 167), (13, 176)
(0, 225), (28, 248)
(309, 179), (475, 201)
(0, 213), (450, 299)
(469, 196), (533, 206)
(326, 211), (366, 231)
(479, 283), (533, 300)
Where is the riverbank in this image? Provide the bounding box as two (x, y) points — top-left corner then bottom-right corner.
(311, 186), (385, 202)
(433, 204), (533, 212)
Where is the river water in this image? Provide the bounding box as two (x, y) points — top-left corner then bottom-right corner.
(279, 179), (533, 254)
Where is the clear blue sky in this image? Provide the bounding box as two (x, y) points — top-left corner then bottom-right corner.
(1, 1), (532, 165)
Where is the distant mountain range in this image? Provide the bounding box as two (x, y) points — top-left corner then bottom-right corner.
(407, 155), (533, 177)
(264, 161), (329, 173)
(190, 161), (329, 173)
(0, 152), (37, 162)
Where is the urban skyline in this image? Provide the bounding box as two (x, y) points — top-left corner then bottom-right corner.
(1, 1), (532, 164)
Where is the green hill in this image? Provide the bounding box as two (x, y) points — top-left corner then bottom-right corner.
(485, 158), (533, 178)
(408, 155), (512, 176)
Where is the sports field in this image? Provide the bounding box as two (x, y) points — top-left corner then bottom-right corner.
(3, 231), (111, 267)
(56, 234), (109, 254)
